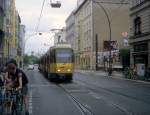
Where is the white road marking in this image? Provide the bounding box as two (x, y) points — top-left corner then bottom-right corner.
(88, 92), (102, 100)
(29, 91), (33, 114)
(29, 84), (55, 87)
(88, 92), (132, 115)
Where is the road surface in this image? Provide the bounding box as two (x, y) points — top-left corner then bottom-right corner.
(26, 69), (150, 115)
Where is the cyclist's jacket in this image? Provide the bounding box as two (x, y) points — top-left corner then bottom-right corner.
(0, 75), (4, 87)
(11, 68), (28, 87)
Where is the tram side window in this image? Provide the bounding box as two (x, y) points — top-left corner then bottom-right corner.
(48, 55), (50, 64)
(72, 50), (75, 62)
(50, 52), (52, 62)
(50, 50), (56, 63)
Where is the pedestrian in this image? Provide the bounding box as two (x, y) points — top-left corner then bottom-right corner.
(124, 67), (129, 78)
(133, 65), (137, 79)
(0, 67), (5, 110)
(145, 67), (150, 80)
(5, 59), (29, 115)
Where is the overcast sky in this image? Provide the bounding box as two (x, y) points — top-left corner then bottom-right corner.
(16, 0), (77, 56)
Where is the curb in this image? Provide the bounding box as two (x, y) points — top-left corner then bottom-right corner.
(75, 71), (150, 85)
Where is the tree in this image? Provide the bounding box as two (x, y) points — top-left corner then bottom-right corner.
(24, 55), (39, 65)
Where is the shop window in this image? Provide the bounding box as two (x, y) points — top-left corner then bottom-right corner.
(134, 17), (142, 35)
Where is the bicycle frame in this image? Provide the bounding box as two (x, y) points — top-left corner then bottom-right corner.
(0, 88), (24, 115)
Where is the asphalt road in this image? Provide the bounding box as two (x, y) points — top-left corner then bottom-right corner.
(26, 69), (150, 115)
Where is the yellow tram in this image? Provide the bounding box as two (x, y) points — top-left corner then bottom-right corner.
(39, 44), (74, 81)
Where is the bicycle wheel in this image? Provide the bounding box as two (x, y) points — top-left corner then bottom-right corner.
(15, 91), (24, 115)
(3, 91), (14, 115)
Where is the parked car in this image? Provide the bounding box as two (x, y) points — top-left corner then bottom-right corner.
(27, 65), (34, 70)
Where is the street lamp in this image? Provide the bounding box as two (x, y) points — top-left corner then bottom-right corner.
(92, 0), (112, 76)
(50, 0), (61, 8)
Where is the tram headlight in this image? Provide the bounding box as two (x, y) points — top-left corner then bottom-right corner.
(67, 69), (71, 72)
(57, 69), (61, 72)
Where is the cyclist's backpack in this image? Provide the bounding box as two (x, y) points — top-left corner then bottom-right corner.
(15, 69), (28, 86)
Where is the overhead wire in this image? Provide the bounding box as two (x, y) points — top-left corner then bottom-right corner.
(95, 0), (129, 21)
(35, 0), (46, 33)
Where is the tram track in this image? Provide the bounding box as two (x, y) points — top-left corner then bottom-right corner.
(55, 83), (95, 115)
(73, 78), (142, 115)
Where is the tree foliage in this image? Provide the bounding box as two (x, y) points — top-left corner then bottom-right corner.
(24, 55), (39, 64)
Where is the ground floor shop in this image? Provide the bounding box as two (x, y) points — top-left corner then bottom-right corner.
(75, 50), (122, 70)
(130, 40), (150, 68)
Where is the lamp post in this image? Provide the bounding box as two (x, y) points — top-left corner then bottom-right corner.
(92, 0), (112, 76)
(95, 34), (98, 71)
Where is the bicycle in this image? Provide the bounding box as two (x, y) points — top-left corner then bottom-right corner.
(0, 87), (12, 115)
(0, 87), (5, 114)
(123, 67), (130, 78)
(10, 88), (25, 115)
(123, 67), (137, 79)
(0, 87), (25, 115)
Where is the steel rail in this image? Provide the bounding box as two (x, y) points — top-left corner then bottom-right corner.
(56, 83), (95, 115)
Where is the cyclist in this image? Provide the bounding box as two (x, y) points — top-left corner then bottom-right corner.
(4, 70), (14, 115)
(5, 59), (29, 115)
(0, 73), (4, 87)
(0, 70), (4, 106)
(145, 67), (150, 80)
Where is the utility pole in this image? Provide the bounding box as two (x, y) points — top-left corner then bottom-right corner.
(95, 34), (98, 71)
(108, 42), (112, 76)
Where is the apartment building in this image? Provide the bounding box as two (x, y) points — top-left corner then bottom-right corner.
(72, 0), (130, 70)
(0, 0), (5, 68)
(130, 0), (150, 67)
(65, 11), (76, 51)
(54, 28), (66, 45)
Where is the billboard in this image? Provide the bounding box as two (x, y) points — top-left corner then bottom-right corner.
(103, 41), (118, 51)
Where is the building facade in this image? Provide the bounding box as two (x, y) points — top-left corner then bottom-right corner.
(0, 0), (5, 69)
(73, 0), (130, 70)
(3, 0), (16, 62)
(18, 25), (25, 68)
(3, 0), (12, 63)
(0, 0), (24, 68)
(130, 0), (150, 68)
(54, 28), (66, 45)
(65, 12), (76, 51)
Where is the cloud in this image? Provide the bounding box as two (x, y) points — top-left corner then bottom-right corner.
(25, 32), (54, 54)
(16, 0), (77, 55)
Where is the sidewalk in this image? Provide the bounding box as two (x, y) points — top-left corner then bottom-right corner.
(75, 70), (124, 79)
(75, 69), (150, 84)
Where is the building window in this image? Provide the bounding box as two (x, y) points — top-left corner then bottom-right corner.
(134, 17), (142, 35)
(134, 43), (148, 52)
(131, 0), (145, 7)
